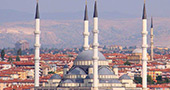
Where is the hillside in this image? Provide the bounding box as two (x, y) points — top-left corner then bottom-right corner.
(0, 17), (170, 48)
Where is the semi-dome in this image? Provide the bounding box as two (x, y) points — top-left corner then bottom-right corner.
(50, 74), (61, 79)
(119, 74), (131, 80)
(98, 66), (114, 75)
(74, 50), (106, 62)
(68, 67), (86, 75)
(132, 48), (142, 54)
(62, 79), (74, 83)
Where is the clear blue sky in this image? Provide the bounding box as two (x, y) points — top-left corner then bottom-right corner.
(0, 0), (170, 17)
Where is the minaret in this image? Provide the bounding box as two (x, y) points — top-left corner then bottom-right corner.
(142, 0), (148, 90)
(83, 1), (90, 50)
(150, 17), (154, 61)
(93, 1), (99, 90)
(34, 0), (41, 87)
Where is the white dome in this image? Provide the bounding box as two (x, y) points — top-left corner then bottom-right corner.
(132, 48), (142, 54)
(74, 50), (106, 62)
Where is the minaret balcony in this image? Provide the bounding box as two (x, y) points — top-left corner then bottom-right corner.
(34, 31), (41, 34)
(93, 30), (99, 33)
(141, 31), (148, 35)
(142, 45), (148, 48)
(142, 58), (148, 61)
(83, 45), (89, 48)
(34, 57), (41, 61)
(93, 56), (99, 60)
(93, 43), (99, 47)
(34, 44), (41, 47)
(83, 32), (90, 36)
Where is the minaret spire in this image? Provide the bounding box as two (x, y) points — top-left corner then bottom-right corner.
(84, 1), (88, 20)
(151, 17), (153, 28)
(150, 17), (154, 61)
(93, 0), (98, 18)
(83, 0), (90, 50)
(142, 1), (147, 19)
(142, 0), (148, 90)
(93, 0), (99, 90)
(84, 1), (87, 19)
(35, 0), (40, 19)
(34, 0), (41, 87)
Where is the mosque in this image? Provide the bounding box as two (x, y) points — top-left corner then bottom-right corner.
(34, 0), (149, 90)
(127, 48), (150, 64)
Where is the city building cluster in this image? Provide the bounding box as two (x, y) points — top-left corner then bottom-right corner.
(0, 47), (170, 90)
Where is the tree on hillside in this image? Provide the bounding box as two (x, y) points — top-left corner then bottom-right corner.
(8, 56), (13, 63)
(103, 45), (107, 49)
(17, 49), (22, 56)
(124, 60), (131, 66)
(134, 77), (142, 84)
(48, 71), (55, 74)
(16, 55), (20, 61)
(1, 49), (5, 61)
(147, 75), (154, 85)
(164, 77), (170, 83)
(156, 75), (163, 84)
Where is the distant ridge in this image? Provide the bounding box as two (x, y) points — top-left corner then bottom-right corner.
(0, 17), (170, 48)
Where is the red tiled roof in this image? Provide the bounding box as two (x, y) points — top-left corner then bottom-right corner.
(4, 85), (34, 90)
(0, 62), (10, 65)
(13, 61), (34, 66)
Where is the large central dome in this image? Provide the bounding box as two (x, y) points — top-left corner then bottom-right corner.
(74, 50), (106, 62)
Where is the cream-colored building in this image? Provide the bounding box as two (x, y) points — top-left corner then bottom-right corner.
(127, 48), (150, 64)
(166, 62), (170, 68)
